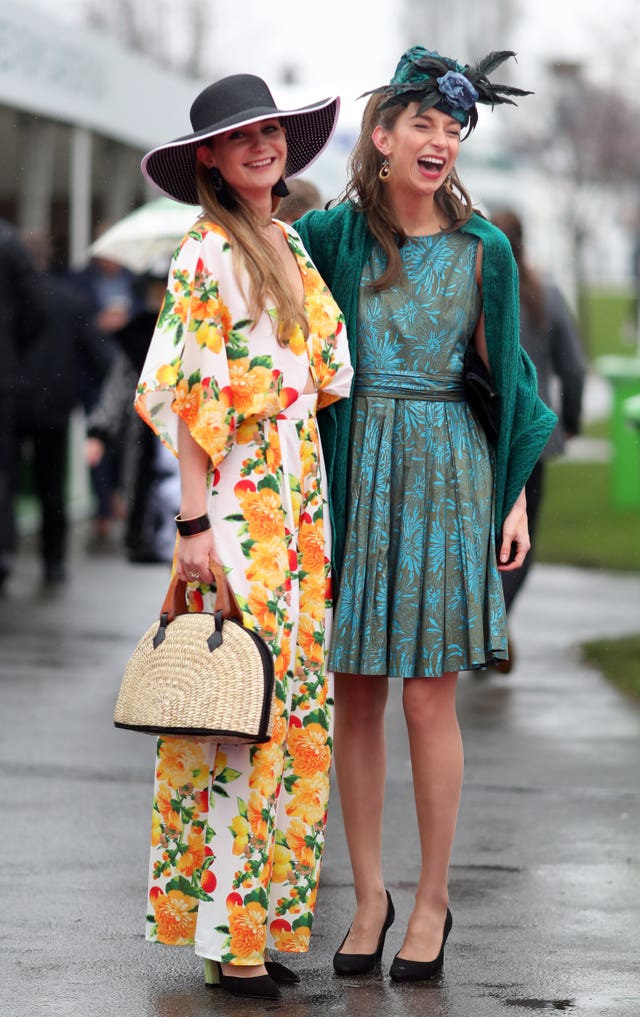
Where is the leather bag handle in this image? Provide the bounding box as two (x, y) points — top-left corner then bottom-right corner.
(159, 559), (243, 623)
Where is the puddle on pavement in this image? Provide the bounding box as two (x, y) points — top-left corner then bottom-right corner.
(503, 1001), (576, 1011)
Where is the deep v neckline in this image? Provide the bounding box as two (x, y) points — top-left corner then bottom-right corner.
(271, 220), (306, 308)
(272, 221), (315, 393)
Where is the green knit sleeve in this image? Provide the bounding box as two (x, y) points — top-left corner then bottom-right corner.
(294, 209), (338, 289)
(501, 355), (557, 522)
(472, 216), (558, 530)
(491, 238), (558, 522)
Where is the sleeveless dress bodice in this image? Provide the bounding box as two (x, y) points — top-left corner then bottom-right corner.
(330, 230), (508, 678)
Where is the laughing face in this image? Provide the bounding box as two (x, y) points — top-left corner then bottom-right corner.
(373, 103), (461, 199)
(196, 118), (287, 206)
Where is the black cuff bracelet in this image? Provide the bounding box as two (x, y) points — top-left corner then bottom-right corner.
(175, 513), (211, 537)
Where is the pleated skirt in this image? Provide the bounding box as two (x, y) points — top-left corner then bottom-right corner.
(329, 391), (508, 678)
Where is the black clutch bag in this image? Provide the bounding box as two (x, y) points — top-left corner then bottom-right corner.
(463, 344), (500, 445)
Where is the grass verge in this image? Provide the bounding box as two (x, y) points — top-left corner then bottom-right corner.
(538, 448), (640, 699)
(582, 635), (640, 699)
(582, 287), (637, 359)
(536, 458), (640, 572)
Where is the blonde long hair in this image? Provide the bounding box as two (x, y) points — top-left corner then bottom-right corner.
(345, 94), (475, 291)
(195, 161), (308, 345)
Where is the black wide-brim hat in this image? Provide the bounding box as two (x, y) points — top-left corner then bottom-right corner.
(141, 74), (340, 206)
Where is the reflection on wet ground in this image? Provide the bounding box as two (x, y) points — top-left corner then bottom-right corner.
(502, 1001), (576, 1011)
(147, 975), (457, 1017)
(2, 555), (640, 1017)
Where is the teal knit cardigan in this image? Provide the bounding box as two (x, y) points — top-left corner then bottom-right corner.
(295, 202), (557, 578)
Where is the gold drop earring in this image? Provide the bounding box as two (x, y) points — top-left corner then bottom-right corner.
(378, 159), (390, 181)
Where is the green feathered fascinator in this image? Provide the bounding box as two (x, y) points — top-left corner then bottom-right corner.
(362, 46), (532, 134)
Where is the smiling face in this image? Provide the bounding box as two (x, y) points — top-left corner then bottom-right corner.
(196, 118), (287, 208)
(373, 103), (461, 199)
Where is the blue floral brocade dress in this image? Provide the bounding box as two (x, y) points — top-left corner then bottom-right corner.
(330, 231), (508, 678)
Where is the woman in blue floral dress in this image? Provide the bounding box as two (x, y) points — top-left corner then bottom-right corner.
(297, 46), (556, 982)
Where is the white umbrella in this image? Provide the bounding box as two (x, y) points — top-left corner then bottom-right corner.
(88, 197), (202, 274)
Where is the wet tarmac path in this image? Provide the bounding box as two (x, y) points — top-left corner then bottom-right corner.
(1, 545), (639, 1016)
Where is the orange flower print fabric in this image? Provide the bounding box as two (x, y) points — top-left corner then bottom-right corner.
(135, 218), (353, 964)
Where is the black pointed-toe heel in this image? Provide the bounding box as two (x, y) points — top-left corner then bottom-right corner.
(389, 907), (453, 982)
(265, 960), (300, 985)
(333, 890), (395, 975)
(203, 958), (282, 999)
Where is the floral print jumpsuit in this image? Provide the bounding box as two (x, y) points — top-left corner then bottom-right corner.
(134, 219), (353, 964)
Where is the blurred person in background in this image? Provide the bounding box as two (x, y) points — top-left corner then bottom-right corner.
(276, 177), (323, 224)
(70, 227), (141, 550)
(85, 267), (180, 564)
(297, 46), (556, 982)
(15, 233), (110, 586)
(631, 213), (640, 341)
(0, 221), (41, 590)
(134, 73), (350, 999)
(489, 209), (587, 671)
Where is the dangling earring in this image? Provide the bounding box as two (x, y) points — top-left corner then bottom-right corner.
(210, 166), (224, 192)
(272, 177), (290, 198)
(378, 159), (390, 181)
(444, 175), (454, 195)
(209, 166), (234, 210)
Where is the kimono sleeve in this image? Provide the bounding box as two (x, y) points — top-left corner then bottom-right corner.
(134, 231), (236, 470)
(285, 225), (353, 410)
(315, 311), (353, 411)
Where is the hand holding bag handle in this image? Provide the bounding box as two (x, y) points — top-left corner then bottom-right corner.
(162, 559), (243, 624)
(153, 559), (243, 650)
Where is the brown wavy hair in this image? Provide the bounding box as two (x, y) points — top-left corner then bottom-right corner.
(345, 93), (476, 291)
(195, 160), (308, 346)
(491, 210), (547, 329)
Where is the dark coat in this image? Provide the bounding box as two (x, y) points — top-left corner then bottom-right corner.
(518, 281), (586, 459)
(0, 219), (38, 395)
(87, 311), (168, 560)
(15, 274), (111, 428)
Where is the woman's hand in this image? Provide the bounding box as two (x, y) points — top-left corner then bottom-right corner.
(498, 488), (530, 571)
(85, 437), (105, 467)
(175, 417), (219, 586)
(176, 529), (217, 586)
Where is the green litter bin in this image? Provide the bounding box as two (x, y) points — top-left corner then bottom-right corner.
(594, 355), (640, 509)
(624, 393), (640, 428)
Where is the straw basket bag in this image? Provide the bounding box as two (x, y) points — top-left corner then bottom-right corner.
(114, 561), (275, 743)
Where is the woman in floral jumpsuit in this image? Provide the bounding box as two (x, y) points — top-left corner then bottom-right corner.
(134, 74), (352, 999)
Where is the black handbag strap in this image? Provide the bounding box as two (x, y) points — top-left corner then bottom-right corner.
(160, 560), (243, 624)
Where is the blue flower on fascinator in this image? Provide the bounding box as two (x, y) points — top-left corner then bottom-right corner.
(437, 71), (479, 112)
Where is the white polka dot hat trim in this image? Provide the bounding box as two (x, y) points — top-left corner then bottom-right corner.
(141, 74), (340, 205)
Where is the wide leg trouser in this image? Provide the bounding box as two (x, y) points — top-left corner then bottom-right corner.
(146, 397), (333, 964)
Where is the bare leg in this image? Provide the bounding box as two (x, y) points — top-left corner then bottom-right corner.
(398, 672), (463, 961)
(333, 672), (390, 952)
